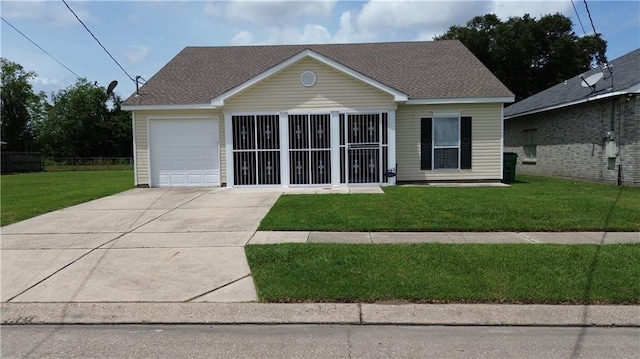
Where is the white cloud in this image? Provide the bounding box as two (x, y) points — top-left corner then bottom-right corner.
(221, 0), (577, 46)
(355, 0), (489, 37)
(230, 31), (255, 46)
(122, 46), (150, 66)
(489, 0), (572, 20)
(2, 1), (96, 27)
(203, 1), (222, 16)
(216, 0), (337, 26)
(229, 25), (333, 45)
(30, 76), (73, 96)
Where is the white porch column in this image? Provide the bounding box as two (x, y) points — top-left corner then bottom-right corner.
(224, 112), (234, 188)
(330, 111), (341, 186)
(279, 112), (290, 187)
(388, 109), (397, 185)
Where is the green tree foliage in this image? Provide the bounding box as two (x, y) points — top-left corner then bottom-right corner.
(36, 78), (132, 158)
(435, 13), (607, 101)
(1, 58), (46, 151)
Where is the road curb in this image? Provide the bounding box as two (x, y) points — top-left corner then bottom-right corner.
(2, 303), (638, 327)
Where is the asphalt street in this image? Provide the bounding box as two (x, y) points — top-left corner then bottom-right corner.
(2, 324), (639, 359)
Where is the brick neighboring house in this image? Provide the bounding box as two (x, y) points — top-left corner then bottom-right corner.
(504, 49), (640, 186)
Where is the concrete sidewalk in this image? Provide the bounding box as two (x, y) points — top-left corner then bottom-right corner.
(2, 302), (639, 327)
(1, 188), (639, 327)
(248, 231), (640, 244)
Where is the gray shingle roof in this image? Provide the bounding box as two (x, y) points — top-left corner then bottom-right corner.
(505, 48), (640, 118)
(122, 40), (513, 106)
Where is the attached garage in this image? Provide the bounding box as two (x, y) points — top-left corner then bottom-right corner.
(149, 118), (220, 187)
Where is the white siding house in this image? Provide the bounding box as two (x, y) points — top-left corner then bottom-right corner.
(122, 41), (514, 188)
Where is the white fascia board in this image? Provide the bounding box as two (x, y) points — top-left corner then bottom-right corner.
(210, 49), (409, 106)
(405, 96), (515, 105)
(504, 83), (640, 120)
(121, 103), (216, 111)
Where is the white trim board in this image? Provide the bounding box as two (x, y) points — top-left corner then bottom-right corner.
(122, 103), (216, 111)
(405, 97), (515, 105)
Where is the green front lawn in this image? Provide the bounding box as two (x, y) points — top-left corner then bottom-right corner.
(1, 170), (134, 226)
(246, 243), (640, 304)
(259, 175), (640, 232)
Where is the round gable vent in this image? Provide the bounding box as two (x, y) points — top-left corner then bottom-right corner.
(300, 70), (317, 87)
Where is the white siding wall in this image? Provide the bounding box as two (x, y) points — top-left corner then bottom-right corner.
(396, 103), (503, 181)
(133, 110), (225, 186)
(224, 57), (396, 112)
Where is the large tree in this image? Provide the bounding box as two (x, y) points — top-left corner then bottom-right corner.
(37, 79), (131, 158)
(435, 13), (607, 101)
(0, 58), (46, 151)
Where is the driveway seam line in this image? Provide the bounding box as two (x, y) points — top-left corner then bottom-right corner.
(5, 189), (197, 302)
(183, 274), (253, 302)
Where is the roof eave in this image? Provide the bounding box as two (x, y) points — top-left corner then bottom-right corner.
(405, 96), (515, 105)
(211, 48), (408, 107)
(121, 103), (217, 111)
(505, 83), (640, 119)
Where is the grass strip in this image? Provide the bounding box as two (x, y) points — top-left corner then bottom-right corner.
(1, 170), (134, 226)
(246, 243), (640, 304)
(259, 175), (640, 232)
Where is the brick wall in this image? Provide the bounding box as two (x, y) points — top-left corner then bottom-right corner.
(504, 94), (639, 186)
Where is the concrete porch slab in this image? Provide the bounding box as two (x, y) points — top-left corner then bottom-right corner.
(11, 247), (252, 303)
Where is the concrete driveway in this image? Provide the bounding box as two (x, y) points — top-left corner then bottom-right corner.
(1, 188), (281, 303)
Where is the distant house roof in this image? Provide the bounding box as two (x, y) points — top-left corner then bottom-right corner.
(505, 48), (640, 119)
(122, 40), (513, 108)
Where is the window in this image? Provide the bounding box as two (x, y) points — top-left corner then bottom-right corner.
(433, 117), (460, 169)
(421, 116), (472, 170)
(523, 129), (537, 161)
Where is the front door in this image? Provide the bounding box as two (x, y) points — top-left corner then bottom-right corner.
(341, 113), (388, 184)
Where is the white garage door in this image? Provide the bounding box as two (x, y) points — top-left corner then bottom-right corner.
(149, 118), (220, 187)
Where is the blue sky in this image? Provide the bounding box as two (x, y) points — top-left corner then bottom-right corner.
(1, 0), (638, 100)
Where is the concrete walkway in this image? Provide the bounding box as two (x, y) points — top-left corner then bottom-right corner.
(1, 188), (639, 326)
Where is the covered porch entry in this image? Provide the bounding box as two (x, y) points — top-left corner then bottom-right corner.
(225, 111), (395, 187)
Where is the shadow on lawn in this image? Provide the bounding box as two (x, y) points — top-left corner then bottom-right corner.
(570, 185), (624, 359)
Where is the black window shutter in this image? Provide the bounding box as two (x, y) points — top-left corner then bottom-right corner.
(460, 116), (472, 169)
(421, 118), (432, 170)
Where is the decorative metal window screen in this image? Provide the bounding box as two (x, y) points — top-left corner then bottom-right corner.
(524, 129), (537, 161)
(289, 114), (331, 185)
(232, 115), (280, 185)
(339, 113), (388, 184)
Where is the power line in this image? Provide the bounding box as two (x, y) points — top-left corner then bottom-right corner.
(61, 0), (136, 83)
(570, 0), (587, 36)
(582, 0), (599, 35)
(1, 16), (82, 78)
